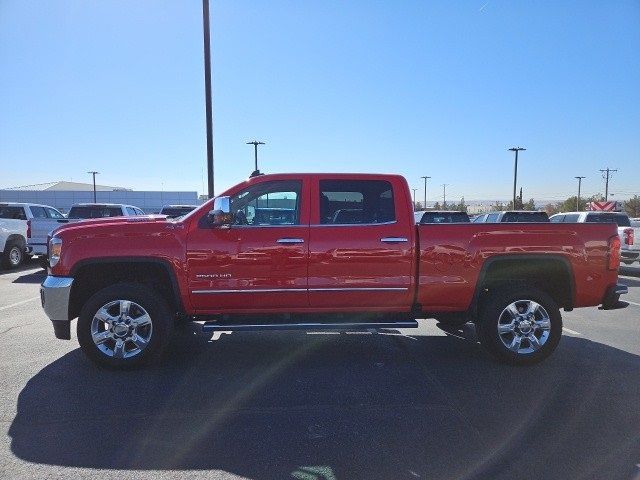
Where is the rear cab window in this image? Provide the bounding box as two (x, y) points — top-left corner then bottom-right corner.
(585, 213), (630, 227)
(501, 212), (549, 223)
(418, 212), (470, 224)
(68, 206), (124, 219)
(319, 179), (395, 225)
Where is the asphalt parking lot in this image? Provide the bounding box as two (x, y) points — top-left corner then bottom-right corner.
(0, 262), (639, 480)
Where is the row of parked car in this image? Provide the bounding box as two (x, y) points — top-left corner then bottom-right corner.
(0, 202), (197, 269)
(414, 209), (640, 265)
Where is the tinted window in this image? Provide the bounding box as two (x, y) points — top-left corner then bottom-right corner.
(229, 180), (301, 226)
(125, 207), (137, 216)
(550, 215), (564, 223)
(418, 212), (470, 224)
(0, 206), (27, 220)
(319, 179), (395, 224)
(472, 214), (487, 223)
(486, 213), (500, 222)
(501, 212), (549, 222)
(161, 207), (194, 218)
(562, 214), (580, 223)
(29, 206), (47, 218)
(45, 207), (64, 219)
(68, 206), (124, 219)
(134, 207), (145, 215)
(585, 213), (630, 227)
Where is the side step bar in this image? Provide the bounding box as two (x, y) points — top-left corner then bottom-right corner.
(202, 320), (418, 332)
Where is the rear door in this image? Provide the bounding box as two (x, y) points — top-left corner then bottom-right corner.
(29, 206), (69, 252)
(307, 176), (414, 309)
(187, 177), (310, 311)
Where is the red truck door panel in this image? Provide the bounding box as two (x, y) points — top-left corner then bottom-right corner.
(186, 178), (310, 311)
(307, 176), (415, 309)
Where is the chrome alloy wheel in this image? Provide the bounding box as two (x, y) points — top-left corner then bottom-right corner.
(9, 246), (21, 266)
(90, 300), (153, 359)
(497, 299), (551, 355)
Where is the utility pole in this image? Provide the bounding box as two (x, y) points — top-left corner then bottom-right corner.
(246, 140), (265, 177)
(420, 176), (431, 209)
(508, 147), (526, 208)
(599, 168), (617, 200)
(442, 184), (448, 208)
(574, 176), (585, 211)
(87, 171), (99, 203)
(411, 188), (417, 209)
(202, 0), (214, 198)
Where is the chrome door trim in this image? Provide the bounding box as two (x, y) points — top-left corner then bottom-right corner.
(308, 287), (408, 292)
(192, 288), (307, 294)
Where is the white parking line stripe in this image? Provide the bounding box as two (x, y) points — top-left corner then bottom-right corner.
(625, 300), (640, 307)
(562, 327), (581, 335)
(0, 296), (39, 312)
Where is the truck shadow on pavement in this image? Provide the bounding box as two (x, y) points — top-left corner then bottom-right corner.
(9, 324), (640, 480)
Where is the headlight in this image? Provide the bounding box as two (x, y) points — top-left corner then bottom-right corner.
(49, 237), (62, 267)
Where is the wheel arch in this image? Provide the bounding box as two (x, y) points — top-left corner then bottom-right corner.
(69, 257), (184, 320)
(470, 254), (575, 316)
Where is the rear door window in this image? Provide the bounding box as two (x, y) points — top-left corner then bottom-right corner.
(319, 179), (395, 224)
(45, 207), (64, 219)
(486, 213), (500, 222)
(0, 206), (27, 220)
(562, 214), (580, 222)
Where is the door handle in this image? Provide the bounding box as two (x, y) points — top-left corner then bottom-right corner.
(277, 238), (305, 244)
(380, 237), (408, 243)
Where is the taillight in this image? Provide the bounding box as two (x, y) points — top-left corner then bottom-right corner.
(623, 228), (634, 246)
(608, 235), (621, 270)
(26, 219), (31, 239)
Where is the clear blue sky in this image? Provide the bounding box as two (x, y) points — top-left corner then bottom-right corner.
(1, 1), (639, 202)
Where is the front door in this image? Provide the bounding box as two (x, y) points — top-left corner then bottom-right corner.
(187, 178), (310, 311)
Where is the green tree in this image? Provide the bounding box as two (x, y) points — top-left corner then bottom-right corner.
(625, 195), (640, 217)
(433, 201), (441, 210)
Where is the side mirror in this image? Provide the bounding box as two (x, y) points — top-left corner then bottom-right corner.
(208, 196), (233, 226)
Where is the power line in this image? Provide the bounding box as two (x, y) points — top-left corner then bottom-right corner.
(599, 167), (618, 199)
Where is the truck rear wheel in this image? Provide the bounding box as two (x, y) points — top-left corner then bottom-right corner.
(77, 283), (173, 369)
(2, 242), (24, 269)
(477, 287), (562, 366)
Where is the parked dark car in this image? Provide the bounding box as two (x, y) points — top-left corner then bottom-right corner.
(159, 205), (198, 219)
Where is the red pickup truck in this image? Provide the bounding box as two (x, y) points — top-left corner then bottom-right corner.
(41, 173), (627, 368)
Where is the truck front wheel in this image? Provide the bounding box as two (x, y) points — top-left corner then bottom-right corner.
(77, 283), (173, 369)
(477, 287), (562, 366)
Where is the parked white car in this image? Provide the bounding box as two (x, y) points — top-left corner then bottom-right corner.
(550, 211), (639, 265)
(0, 203), (31, 268)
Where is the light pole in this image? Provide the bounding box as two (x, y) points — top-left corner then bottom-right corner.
(420, 176), (431, 209)
(442, 184), (448, 208)
(508, 147), (526, 208)
(411, 188), (417, 209)
(246, 140), (265, 177)
(575, 176), (585, 211)
(87, 171), (99, 203)
(202, 0), (214, 198)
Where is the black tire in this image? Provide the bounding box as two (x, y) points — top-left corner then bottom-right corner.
(477, 287), (562, 366)
(77, 283), (173, 369)
(1, 242), (24, 269)
(38, 256), (49, 270)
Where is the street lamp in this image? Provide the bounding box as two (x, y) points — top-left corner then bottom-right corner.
(508, 147), (526, 208)
(420, 176), (431, 209)
(87, 171), (99, 203)
(202, 0), (214, 198)
(574, 176), (585, 211)
(246, 140), (265, 177)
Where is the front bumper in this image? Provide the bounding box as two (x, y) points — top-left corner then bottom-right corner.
(601, 283), (628, 310)
(40, 276), (74, 339)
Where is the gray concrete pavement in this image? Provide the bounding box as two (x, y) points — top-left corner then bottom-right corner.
(0, 262), (638, 479)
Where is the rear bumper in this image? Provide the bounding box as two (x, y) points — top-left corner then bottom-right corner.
(27, 243), (47, 256)
(601, 283), (628, 310)
(40, 276), (73, 339)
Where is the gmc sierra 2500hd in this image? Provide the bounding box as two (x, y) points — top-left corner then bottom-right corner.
(40, 173), (627, 368)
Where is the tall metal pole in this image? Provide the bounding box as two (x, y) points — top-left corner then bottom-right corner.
(420, 176), (431, 208)
(87, 171), (99, 203)
(509, 147), (526, 208)
(575, 176), (585, 211)
(246, 140), (265, 177)
(411, 188), (417, 209)
(202, 0), (214, 198)
(599, 168), (617, 200)
(442, 184), (448, 208)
